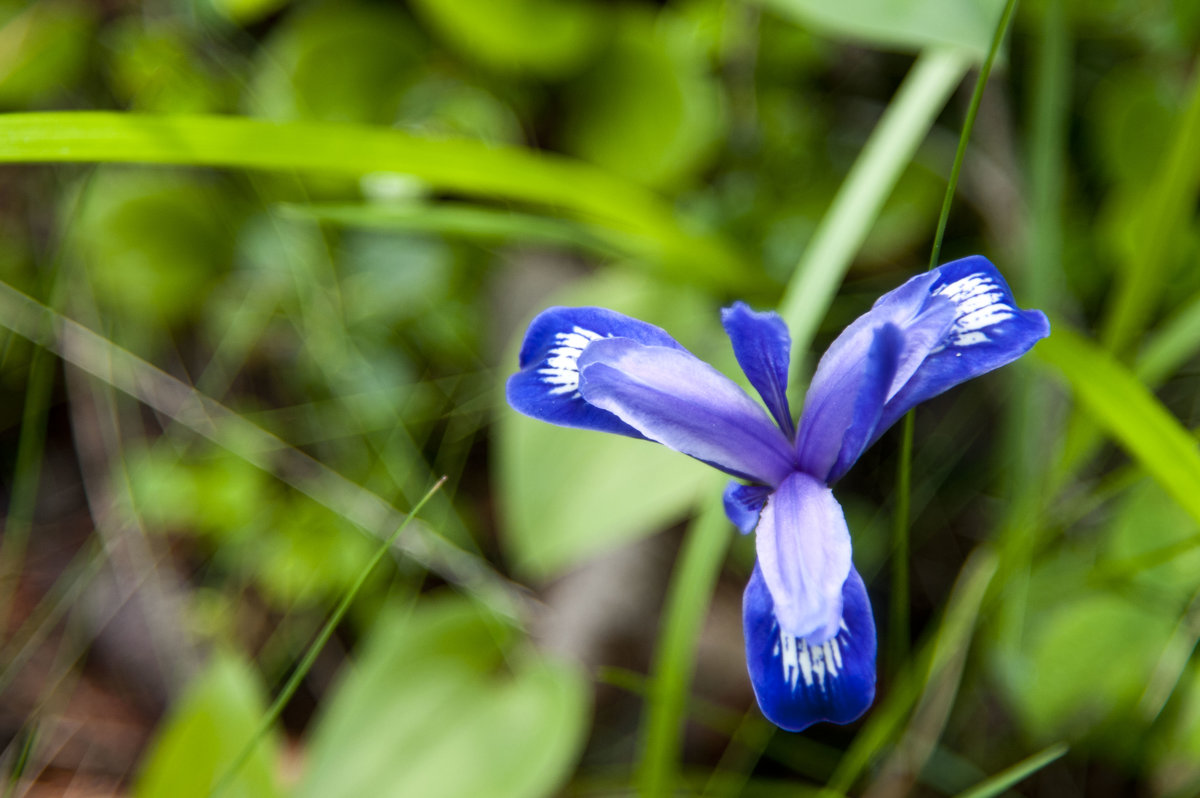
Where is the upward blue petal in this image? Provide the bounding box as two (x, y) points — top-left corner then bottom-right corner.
(506, 306), (686, 438)
(795, 323), (905, 483)
(744, 564), (876, 732)
(722, 302), (795, 438)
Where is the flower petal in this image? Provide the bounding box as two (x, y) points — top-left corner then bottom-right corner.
(796, 257), (1049, 477)
(753, 472), (852, 640)
(744, 564), (876, 731)
(506, 306), (686, 437)
(722, 302), (795, 437)
(723, 481), (772, 534)
(795, 323), (905, 483)
(578, 338), (797, 485)
(873, 256), (1051, 440)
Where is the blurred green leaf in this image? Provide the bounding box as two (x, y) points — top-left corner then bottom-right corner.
(0, 0), (94, 107)
(128, 443), (379, 608)
(298, 596), (588, 798)
(494, 272), (716, 578)
(133, 654), (282, 798)
(410, 0), (607, 78)
(207, 0), (293, 26)
(1106, 479), (1200, 601)
(70, 169), (239, 329)
(248, 1), (423, 124)
(1007, 590), (1174, 739)
(1136, 291), (1200, 386)
(1151, 662), (1200, 794)
(560, 9), (724, 189)
(0, 111), (750, 289)
(754, 0), (1005, 59)
(1100, 67), (1200, 354)
(104, 19), (236, 113)
(1086, 67), (1178, 185)
(128, 445), (268, 535)
(1037, 325), (1200, 528)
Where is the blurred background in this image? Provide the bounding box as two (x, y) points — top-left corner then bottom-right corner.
(0, 0), (1199, 795)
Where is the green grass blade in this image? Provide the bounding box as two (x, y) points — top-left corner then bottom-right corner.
(1100, 69), (1200, 355)
(0, 341), (55, 629)
(1036, 324), (1200, 527)
(890, 0), (1015, 682)
(842, 549), (998, 796)
(280, 201), (630, 258)
(637, 485), (731, 798)
(927, 0), (1017, 270)
(889, 413), (914, 677)
(777, 47), (969, 360)
(1135, 292), (1200, 386)
(209, 477), (447, 798)
(953, 743), (1068, 798)
(0, 111), (749, 288)
(992, 0), (1070, 660)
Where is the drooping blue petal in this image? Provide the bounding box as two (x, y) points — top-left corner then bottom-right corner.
(578, 338), (797, 485)
(723, 481), (772, 534)
(753, 472), (851, 641)
(872, 256), (1051, 440)
(506, 306), (686, 437)
(722, 302), (795, 438)
(744, 564), (876, 732)
(795, 323), (905, 484)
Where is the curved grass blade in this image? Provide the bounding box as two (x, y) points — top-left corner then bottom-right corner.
(777, 47), (969, 359)
(0, 112), (748, 289)
(953, 743), (1068, 798)
(208, 476), (447, 798)
(280, 201), (630, 259)
(892, 0), (1018, 686)
(854, 549), (998, 798)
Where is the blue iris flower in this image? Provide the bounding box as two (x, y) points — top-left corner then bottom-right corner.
(506, 256), (1050, 731)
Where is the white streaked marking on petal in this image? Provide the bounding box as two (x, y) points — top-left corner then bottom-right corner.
(780, 632), (800, 689)
(776, 625), (848, 694)
(536, 326), (606, 396)
(931, 274), (1016, 350)
(799, 638), (813, 687)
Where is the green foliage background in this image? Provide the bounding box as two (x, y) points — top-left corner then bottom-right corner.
(0, 0), (1198, 795)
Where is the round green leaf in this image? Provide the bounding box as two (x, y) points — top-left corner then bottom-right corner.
(298, 596), (589, 798)
(409, 0), (608, 78)
(559, 10), (725, 189)
(134, 654), (282, 798)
